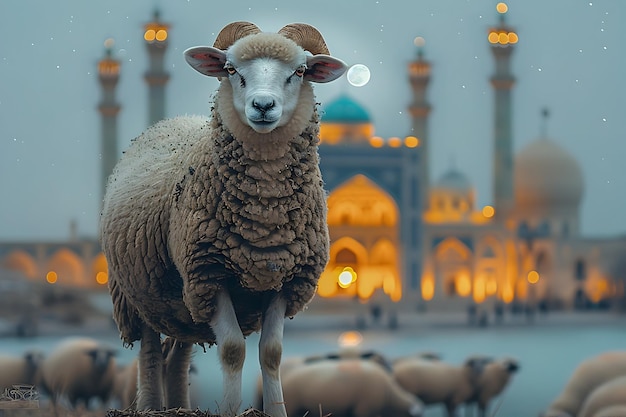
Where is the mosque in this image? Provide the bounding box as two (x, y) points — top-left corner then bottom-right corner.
(1, 5), (625, 319)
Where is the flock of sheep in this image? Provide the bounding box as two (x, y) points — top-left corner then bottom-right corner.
(3, 340), (626, 417)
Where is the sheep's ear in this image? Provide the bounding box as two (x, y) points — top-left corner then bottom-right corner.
(305, 55), (347, 83)
(184, 46), (228, 78)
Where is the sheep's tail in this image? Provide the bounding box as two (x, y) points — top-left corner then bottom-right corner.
(109, 276), (143, 347)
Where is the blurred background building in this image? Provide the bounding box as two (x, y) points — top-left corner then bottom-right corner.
(1, 4), (625, 319)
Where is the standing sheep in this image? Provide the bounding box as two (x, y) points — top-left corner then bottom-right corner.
(37, 337), (117, 410)
(392, 355), (488, 417)
(578, 375), (626, 417)
(281, 358), (424, 417)
(99, 21), (347, 417)
(466, 356), (519, 417)
(0, 350), (44, 391)
(542, 351), (626, 417)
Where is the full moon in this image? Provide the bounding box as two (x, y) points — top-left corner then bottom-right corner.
(347, 64), (371, 87)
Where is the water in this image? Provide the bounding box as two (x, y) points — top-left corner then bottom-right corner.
(2, 310), (625, 417)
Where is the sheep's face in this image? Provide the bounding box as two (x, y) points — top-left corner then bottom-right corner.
(185, 32), (346, 134)
(224, 53), (308, 133)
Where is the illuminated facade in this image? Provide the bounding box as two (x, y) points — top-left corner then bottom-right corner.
(1, 6), (624, 314)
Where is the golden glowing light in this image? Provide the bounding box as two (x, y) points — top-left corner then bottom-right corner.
(486, 279), (498, 295)
(482, 205), (495, 218)
(456, 275), (472, 297)
(498, 32), (509, 44)
(369, 136), (384, 148)
(46, 271), (58, 284)
(527, 270), (540, 284)
(422, 278), (434, 301)
(404, 136), (419, 148)
(96, 272), (108, 285)
(508, 32), (519, 43)
(338, 267), (357, 288)
(388, 137), (402, 148)
(488, 32), (500, 44)
(496, 2), (508, 13)
(155, 29), (168, 41)
(144, 29), (156, 42)
(338, 331), (363, 347)
(473, 278), (486, 303)
(502, 284), (514, 303)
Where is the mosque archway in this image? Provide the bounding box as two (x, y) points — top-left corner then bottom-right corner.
(434, 238), (473, 300)
(2, 250), (38, 280)
(45, 249), (85, 286)
(320, 175), (402, 302)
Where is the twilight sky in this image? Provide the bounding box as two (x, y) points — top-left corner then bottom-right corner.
(1, 0), (624, 241)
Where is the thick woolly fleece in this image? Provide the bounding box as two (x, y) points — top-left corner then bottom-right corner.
(101, 78), (329, 345)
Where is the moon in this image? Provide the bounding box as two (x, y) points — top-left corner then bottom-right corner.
(347, 64), (371, 87)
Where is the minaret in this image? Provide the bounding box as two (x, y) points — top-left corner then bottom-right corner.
(97, 39), (121, 205)
(143, 10), (170, 126)
(488, 2), (518, 219)
(407, 36), (432, 212)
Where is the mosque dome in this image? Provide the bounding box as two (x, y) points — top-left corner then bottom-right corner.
(434, 169), (473, 192)
(514, 138), (584, 210)
(321, 94), (371, 123)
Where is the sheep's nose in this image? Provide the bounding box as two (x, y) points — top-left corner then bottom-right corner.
(252, 97), (275, 113)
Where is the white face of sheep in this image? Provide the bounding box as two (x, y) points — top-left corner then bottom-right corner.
(184, 31), (347, 134)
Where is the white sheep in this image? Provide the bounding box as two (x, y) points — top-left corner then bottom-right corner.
(99, 21), (347, 417)
(542, 351), (626, 417)
(0, 350), (44, 391)
(281, 358), (424, 417)
(254, 348), (393, 410)
(37, 337), (117, 410)
(578, 374), (626, 417)
(466, 356), (519, 417)
(392, 355), (488, 417)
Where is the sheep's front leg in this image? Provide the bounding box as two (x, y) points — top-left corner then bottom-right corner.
(259, 295), (288, 417)
(137, 324), (164, 410)
(211, 290), (246, 417)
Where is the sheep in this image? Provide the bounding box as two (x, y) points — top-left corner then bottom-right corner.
(0, 350), (44, 391)
(280, 358), (424, 417)
(392, 355), (488, 417)
(578, 375), (626, 417)
(37, 337), (117, 410)
(99, 21), (347, 417)
(542, 351), (626, 417)
(466, 356), (520, 417)
(254, 348), (392, 410)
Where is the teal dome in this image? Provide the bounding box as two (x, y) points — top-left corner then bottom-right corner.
(321, 94), (371, 123)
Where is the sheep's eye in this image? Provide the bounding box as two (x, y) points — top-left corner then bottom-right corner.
(294, 66), (306, 77)
(225, 65), (237, 75)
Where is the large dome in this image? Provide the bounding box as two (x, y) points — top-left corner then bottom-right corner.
(514, 138), (584, 210)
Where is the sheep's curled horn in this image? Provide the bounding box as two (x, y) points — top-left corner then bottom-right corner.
(212, 21), (331, 56)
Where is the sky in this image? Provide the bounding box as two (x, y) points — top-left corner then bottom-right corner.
(0, 0), (624, 241)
